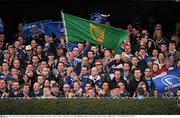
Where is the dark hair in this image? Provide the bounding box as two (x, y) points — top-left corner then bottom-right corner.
(152, 48), (159, 52)
(158, 52), (166, 58)
(134, 69), (141, 73)
(32, 54), (40, 59)
(23, 83), (30, 88)
(139, 47), (147, 52)
(160, 42), (167, 46)
(114, 69), (121, 73)
(104, 48), (112, 53)
(136, 87), (144, 96)
(123, 62), (130, 66)
(1, 61), (9, 66)
(57, 62), (65, 67)
(26, 63), (33, 68)
(169, 40), (176, 46)
(131, 56), (138, 59)
(88, 50), (95, 55)
(81, 66), (89, 70)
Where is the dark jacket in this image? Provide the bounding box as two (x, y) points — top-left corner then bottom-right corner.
(109, 77), (127, 89)
(8, 90), (21, 97)
(128, 78), (146, 97)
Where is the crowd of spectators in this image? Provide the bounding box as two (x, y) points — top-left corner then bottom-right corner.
(0, 15), (180, 99)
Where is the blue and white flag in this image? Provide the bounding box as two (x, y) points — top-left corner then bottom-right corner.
(90, 13), (110, 24)
(23, 20), (52, 39)
(44, 21), (64, 39)
(153, 67), (180, 94)
(0, 18), (3, 33)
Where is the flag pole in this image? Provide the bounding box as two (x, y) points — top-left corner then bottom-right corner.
(61, 10), (68, 44)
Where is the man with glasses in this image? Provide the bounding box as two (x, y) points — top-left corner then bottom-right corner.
(95, 60), (108, 82)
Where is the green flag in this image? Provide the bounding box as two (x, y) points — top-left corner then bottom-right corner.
(63, 13), (128, 53)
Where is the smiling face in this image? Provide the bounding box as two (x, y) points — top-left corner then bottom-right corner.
(88, 89), (95, 97)
(102, 82), (109, 91)
(12, 82), (20, 91)
(2, 62), (9, 72)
